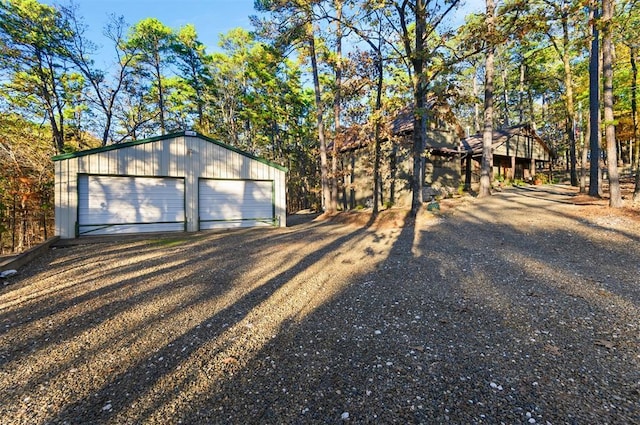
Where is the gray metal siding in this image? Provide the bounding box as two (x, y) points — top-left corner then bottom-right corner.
(55, 134), (287, 238)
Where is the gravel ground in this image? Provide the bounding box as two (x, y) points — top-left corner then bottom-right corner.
(0, 185), (639, 424)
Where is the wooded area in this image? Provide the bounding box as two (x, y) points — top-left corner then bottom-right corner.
(1, 0), (638, 253)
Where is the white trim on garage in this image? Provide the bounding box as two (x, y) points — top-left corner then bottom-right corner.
(198, 179), (275, 229)
(78, 175), (186, 236)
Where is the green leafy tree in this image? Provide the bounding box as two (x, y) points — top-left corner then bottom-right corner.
(207, 26), (317, 209)
(172, 24), (214, 132)
(126, 18), (176, 135)
(537, 0), (584, 186)
(255, 0), (336, 213)
(209, 28), (254, 147)
(0, 0), (74, 153)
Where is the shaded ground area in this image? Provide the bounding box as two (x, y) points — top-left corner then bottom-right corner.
(0, 185), (639, 424)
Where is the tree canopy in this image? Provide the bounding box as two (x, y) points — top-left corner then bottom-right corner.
(1, 0), (639, 252)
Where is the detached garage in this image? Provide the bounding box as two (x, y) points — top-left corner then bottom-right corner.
(54, 131), (287, 238)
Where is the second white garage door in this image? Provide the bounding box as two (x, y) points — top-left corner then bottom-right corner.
(199, 179), (274, 229)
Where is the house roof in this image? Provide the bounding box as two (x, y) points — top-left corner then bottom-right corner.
(52, 130), (287, 172)
(460, 124), (552, 156)
(391, 103), (466, 139)
(389, 121), (553, 159)
(335, 108), (551, 161)
(334, 124), (373, 152)
(335, 100), (464, 153)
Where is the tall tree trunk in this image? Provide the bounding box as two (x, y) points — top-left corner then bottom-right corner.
(11, 193), (16, 252)
(631, 46), (640, 202)
(501, 65), (510, 127)
(155, 56), (166, 135)
(352, 12), (386, 213)
(602, 0), (622, 207)
(330, 0), (343, 213)
(528, 86), (535, 125)
(580, 8), (593, 195)
(479, 0), (495, 198)
(519, 64), (525, 124)
(43, 56), (65, 153)
(581, 106), (589, 193)
(473, 70), (481, 133)
(373, 45), (384, 214)
(46, 103), (64, 154)
(562, 13), (578, 186)
(410, 0), (428, 216)
(102, 112), (113, 146)
(308, 24), (330, 212)
(589, 3), (601, 197)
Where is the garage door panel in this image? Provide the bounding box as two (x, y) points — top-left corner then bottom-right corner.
(79, 222), (185, 235)
(78, 199), (185, 224)
(78, 175), (185, 236)
(202, 219), (270, 229)
(199, 179), (274, 229)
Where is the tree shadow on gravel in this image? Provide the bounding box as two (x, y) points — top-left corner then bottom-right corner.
(504, 187), (640, 244)
(0, 230), (285, 354)
(0, 220), (381, 424)
(161, 193), (639, 424)
(1, 191), (639, 424)
(0, 228), (300, 325)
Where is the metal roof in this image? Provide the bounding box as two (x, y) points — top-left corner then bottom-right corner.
(460, 124), (552, 156)
(52, 130), (288, 172)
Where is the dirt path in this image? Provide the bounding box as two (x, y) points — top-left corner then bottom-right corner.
(1, 186), (639, 424)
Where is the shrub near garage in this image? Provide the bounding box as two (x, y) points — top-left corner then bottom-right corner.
(534, 172), (549, 185)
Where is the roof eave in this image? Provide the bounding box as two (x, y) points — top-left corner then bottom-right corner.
(52, 131), (288, 172)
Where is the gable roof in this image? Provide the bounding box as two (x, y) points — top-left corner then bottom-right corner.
(460, 124), (552, 156)
(388, 121), (553, 160)
(335, 100), (464, 153)
(392, 103), (466, 138)
(334, 124), (375, 152)
(52, 130), (287, 172)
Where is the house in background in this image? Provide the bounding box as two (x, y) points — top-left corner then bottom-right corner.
(390, 106), (467, 201)
(338, 102), (465, 209)
(338, 106), (553, 209)
(460, 124), (553, 187)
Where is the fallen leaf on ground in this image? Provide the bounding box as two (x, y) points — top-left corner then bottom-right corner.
(544, 344), (561, 355)
(222, 356), (239, 364)
(594, 339), (614, 349)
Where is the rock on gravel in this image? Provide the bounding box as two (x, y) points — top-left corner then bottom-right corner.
(0, 269), (17, 279)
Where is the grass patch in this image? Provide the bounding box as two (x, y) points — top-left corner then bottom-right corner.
(151, 238), (191, 248)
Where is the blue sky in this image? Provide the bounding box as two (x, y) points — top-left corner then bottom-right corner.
(50, 0), (256, 63)
(45, 0), (484, 66)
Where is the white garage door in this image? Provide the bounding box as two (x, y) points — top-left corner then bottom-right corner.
(78, 175), (185, 236)
(199, 179), (274, 229)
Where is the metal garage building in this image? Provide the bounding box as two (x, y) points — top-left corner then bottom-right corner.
(53, 131), (287, 238)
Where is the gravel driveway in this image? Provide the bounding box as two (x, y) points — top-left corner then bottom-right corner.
(1, 185), (639, 424)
